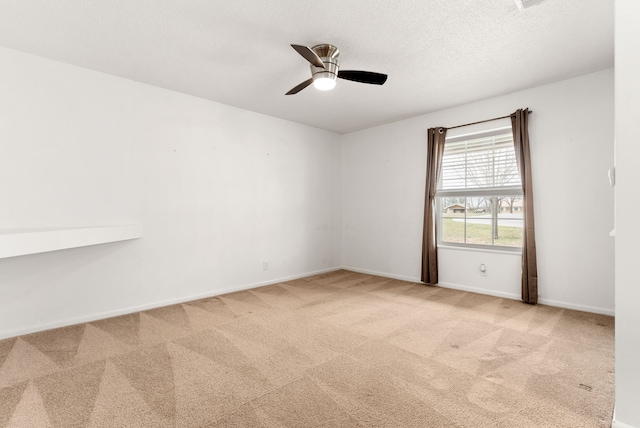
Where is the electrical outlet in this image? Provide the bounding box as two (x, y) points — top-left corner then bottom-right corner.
(263, 261), (269, 270)
(479, 264), (487, 276)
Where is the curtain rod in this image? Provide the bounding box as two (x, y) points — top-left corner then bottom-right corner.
(447, 110), (533, 130)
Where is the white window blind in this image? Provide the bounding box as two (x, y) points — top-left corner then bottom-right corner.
(436, 128), (523, 249)
(438, 130), (522, 196)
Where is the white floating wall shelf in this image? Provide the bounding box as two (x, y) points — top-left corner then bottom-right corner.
(0, 224), (142, 259)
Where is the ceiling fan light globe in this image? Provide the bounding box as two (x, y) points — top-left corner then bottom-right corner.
(313, 76), (336, 91)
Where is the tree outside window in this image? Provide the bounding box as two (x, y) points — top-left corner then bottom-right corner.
(437, 129), (523, 249)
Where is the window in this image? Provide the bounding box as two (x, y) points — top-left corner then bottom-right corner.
(436, 128), (523, 250)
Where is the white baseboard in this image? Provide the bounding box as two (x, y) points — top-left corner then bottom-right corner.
(0, 266), (342, 340)
(343, 267), (521, 302)
(2, 265), (614, 340)
(437, 281), (521, 301)
(342, 266), (421, 283)
(344, 267), (521, 302)
(440, 281), (615, 316)
(612, 420), (637, 428)
(536, 297), (614, 316)
(341, 267), (615, 316)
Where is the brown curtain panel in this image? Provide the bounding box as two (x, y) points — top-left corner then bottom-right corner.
(511, 108), (538, 304)
(421, 127), (447, 284)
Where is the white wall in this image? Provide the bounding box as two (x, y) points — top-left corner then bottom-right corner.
(0, 47), (342, 339)
(0, 44), (617, 342)
(342, 69), (615, 314)
(614, 1), (640, 426)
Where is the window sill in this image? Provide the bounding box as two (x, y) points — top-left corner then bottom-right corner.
(438, 244), (522, 256)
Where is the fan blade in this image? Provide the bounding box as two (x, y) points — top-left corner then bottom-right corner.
(338, 70), (387, 85)
(291, 44), (325, 69)
(286, 78), (314, 95)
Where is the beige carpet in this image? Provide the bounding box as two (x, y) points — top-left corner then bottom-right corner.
(0, 270), (614, 427)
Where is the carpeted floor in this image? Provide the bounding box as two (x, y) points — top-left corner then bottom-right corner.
(0, 270), (614, 427)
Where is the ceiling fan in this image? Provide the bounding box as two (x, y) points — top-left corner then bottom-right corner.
(286, 44), (388, 95)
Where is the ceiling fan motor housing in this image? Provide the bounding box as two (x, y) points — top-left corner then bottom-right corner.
(286, 42), (386, 95)
(310, 44), (339, 89)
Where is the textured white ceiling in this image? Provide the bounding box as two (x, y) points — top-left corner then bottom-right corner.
(0, 0), (613, 134)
